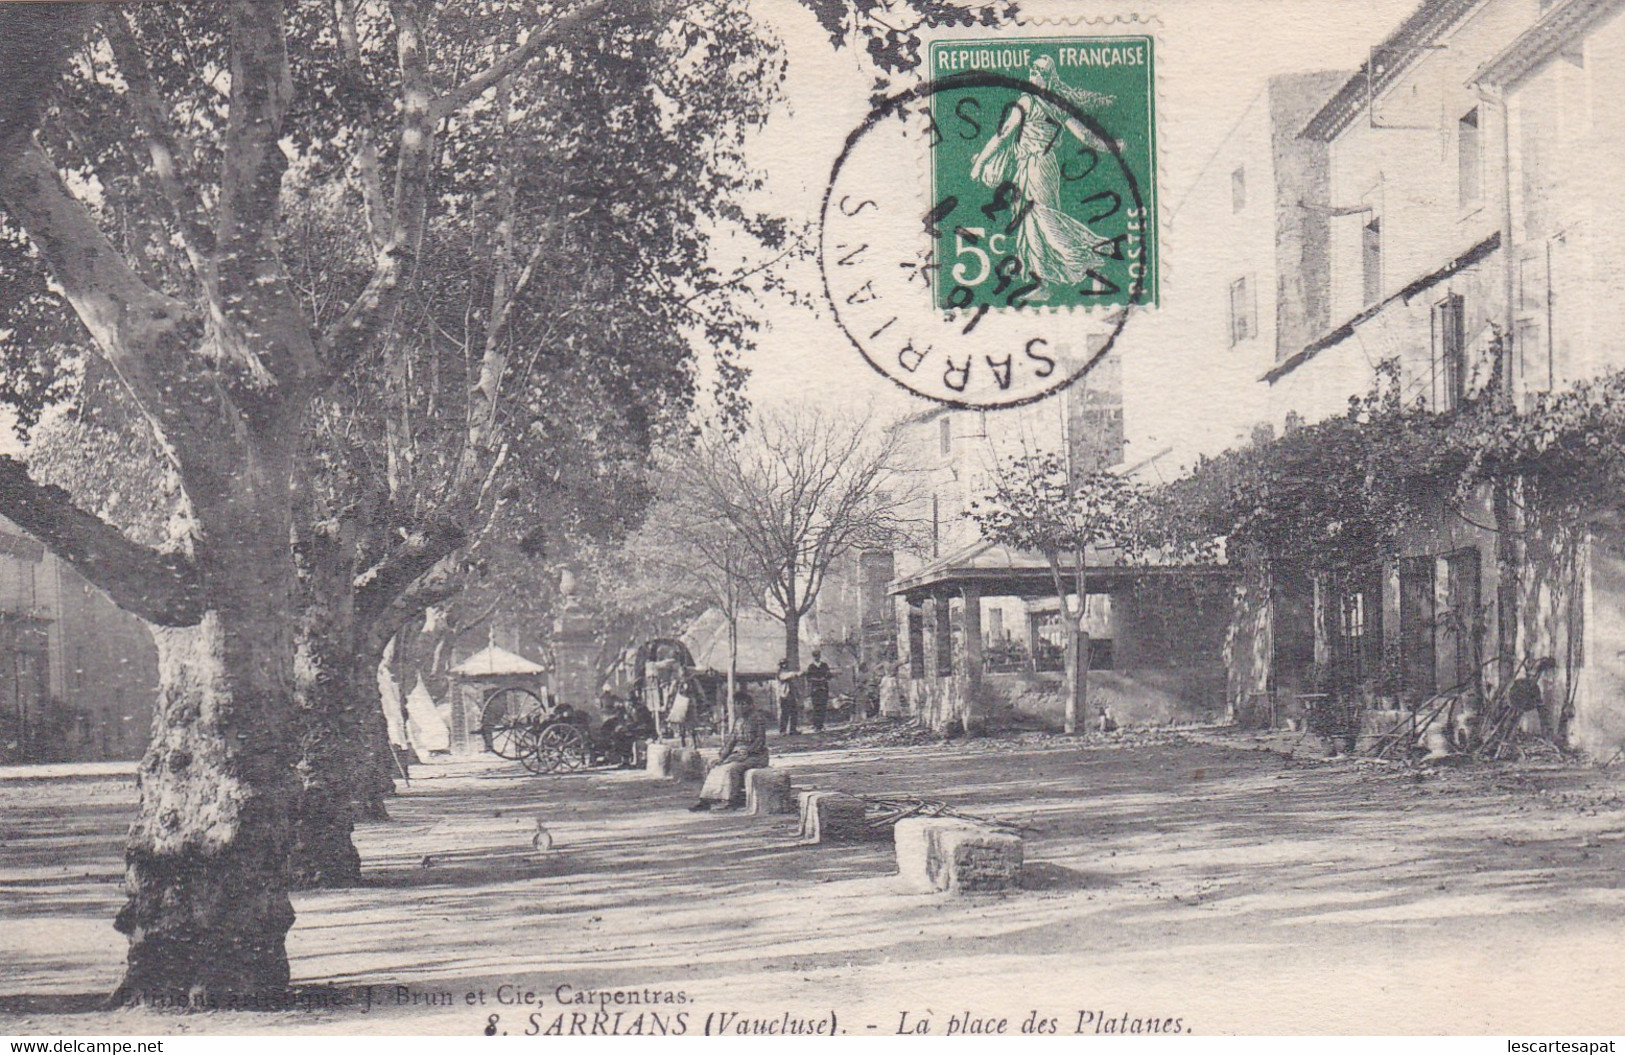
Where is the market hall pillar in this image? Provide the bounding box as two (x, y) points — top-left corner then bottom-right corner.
(959, 583), (984, 732)
(921, 595), (944, 679)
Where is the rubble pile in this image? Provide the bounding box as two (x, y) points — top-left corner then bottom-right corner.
(800, 718), (944, 750)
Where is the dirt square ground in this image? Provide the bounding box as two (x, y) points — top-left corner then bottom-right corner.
(4, 728), (1625, 1035)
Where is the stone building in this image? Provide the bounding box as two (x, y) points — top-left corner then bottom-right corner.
(1171, 0), (1625, 758)
(0, 515), (158, 763)
(1122, 70), (1350, 478)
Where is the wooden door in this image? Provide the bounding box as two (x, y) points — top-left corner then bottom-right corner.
(1437, 549), (1482, 698)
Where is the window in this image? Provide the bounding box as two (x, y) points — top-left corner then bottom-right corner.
(1229, 276), (1257, 344)
(930, 494), (940, 558)
(1362, 218), (1383, 306)
(938, 415), (951, 455)
(1517, 251), (1552, 393)
(1458, 108), (1481, 206)
(1433, 293), (1465, 411)
(1231, 166), (1246, 213)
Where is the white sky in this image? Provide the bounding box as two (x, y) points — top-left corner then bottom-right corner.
(732, 0), (1423, 417)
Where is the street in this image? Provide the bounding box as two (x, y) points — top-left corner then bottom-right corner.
(4, 728), (1625, 1035)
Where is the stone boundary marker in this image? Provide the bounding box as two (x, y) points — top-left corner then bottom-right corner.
(643, 741), (708, 781)
(746, 768), (795, 815)
(671, 747), (707, 782)
(798, 790), (870, 843)
(894, 816), (1023, 893)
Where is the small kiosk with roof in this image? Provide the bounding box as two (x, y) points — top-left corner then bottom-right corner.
(448, 640), (551, 757)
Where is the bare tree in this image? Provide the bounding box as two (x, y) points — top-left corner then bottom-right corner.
(673, 408), (918, 673)
(615, 473), (764, 724)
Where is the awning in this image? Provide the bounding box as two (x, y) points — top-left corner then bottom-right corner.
(682, 607), (819, 677)
(449, 643), (547, 678)
(889, 538), (1230, 600)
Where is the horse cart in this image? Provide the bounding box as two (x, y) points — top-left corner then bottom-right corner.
(474, 637), (728, 773)
(479, 686), (645, 774)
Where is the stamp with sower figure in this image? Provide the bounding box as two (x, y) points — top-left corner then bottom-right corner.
(821, 32), (1157, 408)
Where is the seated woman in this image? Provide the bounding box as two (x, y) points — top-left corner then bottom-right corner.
(689, 691), (770, 812)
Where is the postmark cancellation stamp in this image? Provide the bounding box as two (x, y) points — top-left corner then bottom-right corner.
(820, 28), (1158, 408)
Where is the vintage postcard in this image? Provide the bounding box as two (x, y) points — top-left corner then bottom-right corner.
(2, 0), (1624, 1043)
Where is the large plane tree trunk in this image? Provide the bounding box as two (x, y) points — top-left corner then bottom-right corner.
(287, 513), (448, 887)
(289, 528), (365, 890)
(349, 630), (399, 822)
(114, 452), (303, 1002)
(0, 0), (564, 1001)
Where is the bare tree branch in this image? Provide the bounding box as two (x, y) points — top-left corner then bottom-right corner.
(333, 0), (390, 252)
(668, 408), (918, 651)
(0, 457), (203, 626)
(214, 0), (322, 404)
(318, 0), (439, 377)
(102, 10), (217, 274)
(354, 517), (469, 623)
(321, 0), (609, 379)
(433, 0), (609, 116)
(0, 142), (230, 473)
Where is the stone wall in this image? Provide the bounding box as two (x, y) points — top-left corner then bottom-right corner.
(980, 669), (1224, 731)
(904, 674), (974, 733)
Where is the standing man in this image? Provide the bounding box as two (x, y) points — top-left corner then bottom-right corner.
(805, 649), (833, 733)
(776, 656), (800, 736)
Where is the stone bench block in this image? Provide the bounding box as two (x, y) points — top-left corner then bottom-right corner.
(745, 768), (794, 815)
(644, 741), (673, 778)
(894, 817), (1023, 893)
(798, 790), (869, 844)
(670, 747), (707, 782)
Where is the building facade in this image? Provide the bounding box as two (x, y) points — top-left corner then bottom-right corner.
(1170, 0), (1625, 758)
(0, 516), (158, 763)
(1123, 70), (1349, 477)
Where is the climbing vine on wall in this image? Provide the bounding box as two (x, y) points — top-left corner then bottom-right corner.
(1459, 368), (1625, 509)
(1154, 344), (1625, 571)
(1155, 361), (1483, 571)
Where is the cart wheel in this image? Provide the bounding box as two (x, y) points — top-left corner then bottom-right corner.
(516, 724), (550, 773)
(481, 687), (546, 760)
(536, 723), (590, 772)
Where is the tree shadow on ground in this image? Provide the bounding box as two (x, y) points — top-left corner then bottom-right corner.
(0, 993), (111, 1015)
(1020, 861), (1109, 891)
(9, 738), (1625, 1022)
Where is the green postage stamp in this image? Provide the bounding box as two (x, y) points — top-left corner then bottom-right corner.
(926, 37), (1158, 313)
(819, 31), (1160, 407)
